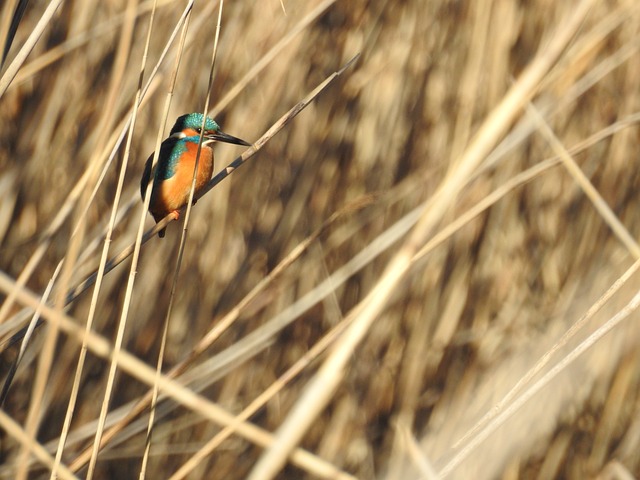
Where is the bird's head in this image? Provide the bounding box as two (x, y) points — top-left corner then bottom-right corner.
(170, 113), (251, 146)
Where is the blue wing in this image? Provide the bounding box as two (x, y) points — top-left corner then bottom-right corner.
(140, 137), (186, 199)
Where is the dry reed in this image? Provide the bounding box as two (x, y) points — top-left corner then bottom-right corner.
(1, 0), (640, 479)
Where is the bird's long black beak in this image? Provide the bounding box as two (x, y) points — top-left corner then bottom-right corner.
(207, 130), (251, 146)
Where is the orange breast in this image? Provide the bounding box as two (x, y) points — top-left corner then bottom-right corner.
(149, 143), (214, 221)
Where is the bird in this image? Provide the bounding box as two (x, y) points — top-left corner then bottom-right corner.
(140, 112), (251, 237)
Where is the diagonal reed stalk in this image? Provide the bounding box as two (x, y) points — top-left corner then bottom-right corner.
(247, 0), (597, 477)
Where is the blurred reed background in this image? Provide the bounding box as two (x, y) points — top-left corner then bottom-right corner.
(1, 0), (640, 478)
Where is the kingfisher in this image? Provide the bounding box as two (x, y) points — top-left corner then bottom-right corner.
(141, 112), (251, 237)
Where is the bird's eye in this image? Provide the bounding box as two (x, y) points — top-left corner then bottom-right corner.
(195, 127), (202, 133)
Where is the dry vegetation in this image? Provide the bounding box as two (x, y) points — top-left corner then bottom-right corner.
(1, 0), (640, 478)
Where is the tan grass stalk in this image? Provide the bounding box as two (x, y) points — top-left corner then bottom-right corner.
(0, 270), (353, 479)
(247, 1), (597, 478)
(481, 6), (640, 177)
(0, 0), (20, 65)
(15, 166), (88, 480)
(11, 8), (150, 468)
(65, 195), (372, 471)
(9, 0), (174, 87)
(525, 102), (640, 257)
(398, 423), (439, 480)
(0, 410), (76, 480)
(210, 0), (337, 117)
(452, 240), (640, 454)
(168, 295), (353, 479)
(440, 258), (640, 477)
(448, 0), (494, 169)
(0, 0), (64, 96)
(0, 262), (61, 406)
(0, 179), (88, 326)
(0, 105), (136, 336)
(52, 0), (156, 478)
